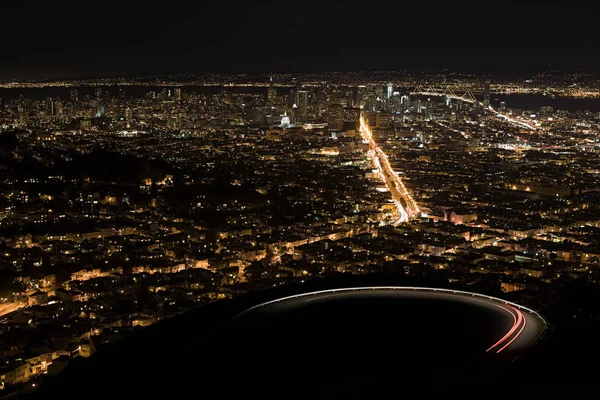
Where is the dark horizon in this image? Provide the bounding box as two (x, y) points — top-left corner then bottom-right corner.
(1, 0), (598, 80)
(3, 60), (597, 84)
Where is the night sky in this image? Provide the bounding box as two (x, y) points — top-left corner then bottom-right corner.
(1, 0), (597, 79)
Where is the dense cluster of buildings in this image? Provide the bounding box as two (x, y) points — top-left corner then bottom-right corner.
(0, 72), (600, 394)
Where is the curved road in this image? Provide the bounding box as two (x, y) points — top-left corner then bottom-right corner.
(231, 286), (546, 361)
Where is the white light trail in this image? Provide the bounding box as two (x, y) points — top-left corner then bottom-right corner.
(229, 286), (546, 355)
(489, 106), (537, 130)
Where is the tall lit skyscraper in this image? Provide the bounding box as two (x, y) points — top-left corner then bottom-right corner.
(48, 98), (55, 116)
(56, 99), (63, 117)
(356, 85), (368, 108)
(267, 86), (276, 105)
(400, 95), (410, 107)
(327, 104), (344, 131)
(18, 106), (28, 126)
(265, 75), (277, 106)
(295, 90), (308, 120)
(386, 83), (393, 99)
(125, 107), (132, 128)
(483, 81), (490, 108)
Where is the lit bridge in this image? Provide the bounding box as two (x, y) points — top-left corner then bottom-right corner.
(410, 85), (539, 130)
(410, 85), (479, 103)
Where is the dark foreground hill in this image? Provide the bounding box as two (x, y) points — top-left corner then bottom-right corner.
(26, 274), (600, 398)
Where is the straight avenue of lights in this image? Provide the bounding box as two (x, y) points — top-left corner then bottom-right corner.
(359, 115), (420, 225)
